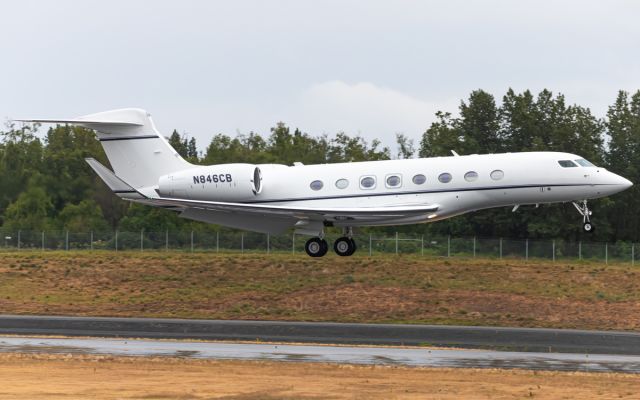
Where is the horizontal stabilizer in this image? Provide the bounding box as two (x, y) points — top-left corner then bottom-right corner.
(15, 118), (142, 127)
(85, 158), (144, 200)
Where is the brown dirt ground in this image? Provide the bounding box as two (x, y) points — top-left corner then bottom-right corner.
(1, 252), (640, 330)
(0, 353), (638, 400)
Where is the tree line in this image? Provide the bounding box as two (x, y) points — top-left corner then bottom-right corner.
(1, 88), (638, 242)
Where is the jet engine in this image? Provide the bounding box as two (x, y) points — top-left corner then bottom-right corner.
(158, 163), (262, 201)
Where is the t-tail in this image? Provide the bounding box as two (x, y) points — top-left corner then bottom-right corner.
(17, 108), (192, 193)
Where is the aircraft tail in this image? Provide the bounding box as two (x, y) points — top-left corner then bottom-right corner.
(17, 108), (192, 189)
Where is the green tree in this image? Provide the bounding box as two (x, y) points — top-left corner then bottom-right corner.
(168, 130), (188, 158)
(0, 124), (44, 217)
(118, 203), (186, 232)
(499, 89), (538, 152)
(41, 125), (106, 213)
(458, 90), (501, 154)
(419, 111), (461, 158)
(395, 133), (415, 159)
(57, 199), (110, 232)
(187, 137), (199, 162)
(327, 132), (389, 162)
(605, 90), (640, 241)
(3, 176), (53, 231)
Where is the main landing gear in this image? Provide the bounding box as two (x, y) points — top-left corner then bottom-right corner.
(572, 200), (594, 233)
(304, 228), (357, 257)
(304, 237), (329, 257)
(333, 236), (357, 257)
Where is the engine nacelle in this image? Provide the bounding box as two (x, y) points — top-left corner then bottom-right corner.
(158, 163), (262, 201)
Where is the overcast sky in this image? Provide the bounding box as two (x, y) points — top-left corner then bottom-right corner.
(1, 0), (639, 150)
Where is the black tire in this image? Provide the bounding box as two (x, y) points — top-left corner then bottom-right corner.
(320, 238), (329, 255)
(334, 236), (355, 256)
(583, 222), (595, 233)
(305, 237), (328, 257)
(347, 238), (357, 256)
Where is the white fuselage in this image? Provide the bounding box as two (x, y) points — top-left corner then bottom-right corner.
(232, 151), (631, 227)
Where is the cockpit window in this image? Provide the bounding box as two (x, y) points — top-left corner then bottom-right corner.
(575, 159), (595, 167)
(558, 160), (578, 168)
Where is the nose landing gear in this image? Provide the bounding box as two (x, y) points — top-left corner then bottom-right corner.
(572, 200), (594, 233)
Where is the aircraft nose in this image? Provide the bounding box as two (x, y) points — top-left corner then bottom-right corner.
(613, 173), (633, 190)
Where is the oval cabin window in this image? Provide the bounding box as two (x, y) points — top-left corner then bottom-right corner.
(464, 171), (478, 182)
(490, 170), (504, 180)
(360, 176), (376, 189)
(310, 180), (324, 191)
(335, 179), (349, 189)
(386, 175), (401, 188)
(412, 174), (426, 185)
(438, 173), (452, 183)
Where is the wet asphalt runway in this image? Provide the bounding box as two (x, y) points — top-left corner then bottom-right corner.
(2, 336), (640, 373)
(1, 314), (640, 355)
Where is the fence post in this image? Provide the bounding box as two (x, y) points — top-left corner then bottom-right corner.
(552, 240), (555, 262)
(241, 233), (244, 254)
(42, 231), (45, 251)
(165, 229), (168, 251)
(395, 232), (399, 255)
(66, 230), (69, 251)
(499, 238), (503, 259)
(216, 231), (219, 253)
(447, 235), (451, 258)
(292, 232), (295, 254)
(17, 230), (20, 250)
(369, 233), (372, 257)
(90, 231), (93, 251)
(190, 230), (194, 253)
(605, 243), (608, 264)
(525, 239), (529, 260)
(267, 233), (270, 254)
(578, 242), (582, 260)
(473, 236), (476, 258)
(140, 229), (143, 252)
(115, 230), (118, 252)
(421, 235), (424, 256)
(633, 243), (635, 266)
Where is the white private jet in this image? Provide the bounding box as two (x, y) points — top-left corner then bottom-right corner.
(19, 108), (633, 257)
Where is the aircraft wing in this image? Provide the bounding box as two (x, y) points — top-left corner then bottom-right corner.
(142, 196), (439, 220)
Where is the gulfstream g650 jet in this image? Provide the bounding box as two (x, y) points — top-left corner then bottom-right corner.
(19, 108), (632, 257)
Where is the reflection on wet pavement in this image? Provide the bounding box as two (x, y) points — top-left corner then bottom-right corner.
(1, 336), (639, 373)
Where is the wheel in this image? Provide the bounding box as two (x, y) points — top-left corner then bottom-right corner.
(320, 238), (329, 254)
(334, 236), (356, 256)
(305, 237), (328, 257)
(347, 238), (357, 256)
(583, 222), (595, 233)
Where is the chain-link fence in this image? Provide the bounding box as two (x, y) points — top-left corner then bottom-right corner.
(0, 229), (637, 264)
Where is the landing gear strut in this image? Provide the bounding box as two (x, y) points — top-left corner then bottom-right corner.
(572, 200), (594, 233)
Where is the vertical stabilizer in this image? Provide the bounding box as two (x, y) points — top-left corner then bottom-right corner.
(18, 108), (193, 189)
